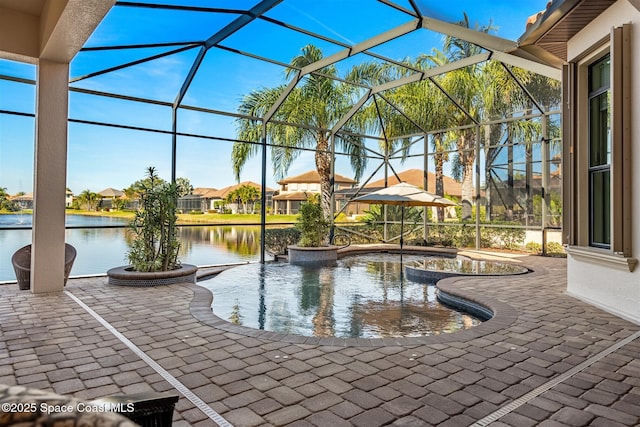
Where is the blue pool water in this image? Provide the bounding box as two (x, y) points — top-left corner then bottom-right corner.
(201, 253), (482, 339)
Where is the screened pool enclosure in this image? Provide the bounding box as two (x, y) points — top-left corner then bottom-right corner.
(0, 0), (563, 263)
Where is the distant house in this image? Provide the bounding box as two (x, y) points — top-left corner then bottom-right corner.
(194, 182), (273, 213)
(97, 187), (125, 210)
(65, 189), (73, 207)
(273, 170), (356, 215)
(11, 192), (33, 210)
(98, 187), (124, 199)
(335, 169), (461, 217)
(192, 187), (218, 211)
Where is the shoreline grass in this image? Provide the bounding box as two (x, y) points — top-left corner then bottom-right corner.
(63, 209), (299, 224)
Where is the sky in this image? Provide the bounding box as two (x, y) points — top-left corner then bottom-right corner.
(0, 0), (552, 195)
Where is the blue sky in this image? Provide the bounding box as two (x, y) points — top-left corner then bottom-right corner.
(0, 0), (551, 195)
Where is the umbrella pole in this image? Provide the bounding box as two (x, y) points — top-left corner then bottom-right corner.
(400, 205), (404, 270)
(400, 205), (404, 250)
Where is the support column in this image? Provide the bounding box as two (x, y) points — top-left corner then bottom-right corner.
(541, 116), (549, 255)
(423, 134), (429, 242)
(259, 123), (267, 263)
(475, 126), (481, 250)
(31, 59), (69, 293)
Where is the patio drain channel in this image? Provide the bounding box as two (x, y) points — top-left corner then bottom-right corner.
(471, 330), (640, 426)
(66, 290), (233, 427)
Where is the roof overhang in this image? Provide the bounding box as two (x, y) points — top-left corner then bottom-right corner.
(0, 0), (114, 64)
(517, 0), (618, 64)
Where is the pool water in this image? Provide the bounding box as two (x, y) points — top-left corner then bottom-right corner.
(415, 258), (529, 275)
(201, 254), (482, 339)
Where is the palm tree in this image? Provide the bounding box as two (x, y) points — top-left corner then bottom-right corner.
(233, 44), (370, 218)
(346, 59), (444, 169)
(400, 53), (455, 221)
(77, 189), (99, 211)
(230, 184), (260, 214)
(435, 14), (562, 223)
(437, 15), (489, 220)
(478, 59), (561, 222)
(239, 185), (260, 214)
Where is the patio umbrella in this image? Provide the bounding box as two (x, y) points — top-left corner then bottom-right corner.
(352, 182), (457, 258)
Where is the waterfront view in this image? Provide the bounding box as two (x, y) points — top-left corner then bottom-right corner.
(0, 214), (261, 281)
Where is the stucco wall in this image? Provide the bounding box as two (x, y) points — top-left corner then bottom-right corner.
(566, 0), (640, 324)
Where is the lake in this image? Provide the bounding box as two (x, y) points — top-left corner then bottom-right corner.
(0, 214), (262, 282)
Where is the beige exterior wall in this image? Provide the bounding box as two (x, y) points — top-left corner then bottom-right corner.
(566, 0), (640, 323)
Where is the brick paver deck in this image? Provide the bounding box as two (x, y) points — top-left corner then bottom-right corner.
(1, 251), (639, 426)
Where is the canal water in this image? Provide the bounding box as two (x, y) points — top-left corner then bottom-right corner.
(0, 214), (261, 281)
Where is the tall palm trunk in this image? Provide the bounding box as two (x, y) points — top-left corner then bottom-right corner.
(315, 132), (332, 219)
(458, 131), (475, 221)
(433, 134), (446, 222)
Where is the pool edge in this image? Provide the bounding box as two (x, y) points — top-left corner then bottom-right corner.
(186, 260), (526, 347)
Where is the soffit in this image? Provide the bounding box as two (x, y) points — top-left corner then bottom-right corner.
(0, 0), (114, 63)
(0, 0), (45, 16)
(519, 0), (617, 62)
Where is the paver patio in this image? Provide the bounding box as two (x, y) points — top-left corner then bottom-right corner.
(1, 251), (639, 426)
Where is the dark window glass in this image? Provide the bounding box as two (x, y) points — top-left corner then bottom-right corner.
(589, 56), (610, 92)
(589, 91), (610, 167)
(588, 54), (611, 248)
(591, 170), (610, 246)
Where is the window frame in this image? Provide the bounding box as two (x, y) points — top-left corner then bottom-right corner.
(563, 24), (636, 271)
(587, 54), (611, 249)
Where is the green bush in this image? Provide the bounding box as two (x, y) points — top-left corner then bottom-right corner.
(492, 227), (526, 250)
(189, 210), (204, 215)
(127, 167), (180, 272)
(525, 241), (542, 254)
(334, 212), (348, 223)
(296, 195), (329, 247)
(546, 241), (565, 256)
(264, 228), (301, 255)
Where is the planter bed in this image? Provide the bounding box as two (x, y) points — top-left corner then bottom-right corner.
(107, 264), (197, 286)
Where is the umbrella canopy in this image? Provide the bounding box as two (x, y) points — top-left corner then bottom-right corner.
(352, 182), (458, 260)
(352, 182), (457, 208)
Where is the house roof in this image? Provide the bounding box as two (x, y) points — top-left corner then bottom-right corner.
(193, 187), (218, 198)
(277, 170), (356, 185)
(98, 187), (124, 198)
(273, 191), (311, 201)
(201, 181), (274, 200)
(11, 192), (33, 201)
(364, 169), (462, 197)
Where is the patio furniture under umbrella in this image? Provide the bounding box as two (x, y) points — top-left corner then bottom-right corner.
(352, 182), (458, 258)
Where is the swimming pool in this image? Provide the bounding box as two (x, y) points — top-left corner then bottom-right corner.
(200, 253), (482, 339)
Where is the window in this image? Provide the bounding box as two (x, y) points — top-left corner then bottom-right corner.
(563, 24), (635, 271)
(588, 55), (610, 248)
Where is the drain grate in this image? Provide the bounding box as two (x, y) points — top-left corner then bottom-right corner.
(471, 330), (640, 426)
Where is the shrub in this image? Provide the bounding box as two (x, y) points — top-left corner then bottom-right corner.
(546, 241), (566, 256)
(127, 167), (180, 272)
(189, 210), (204, 215)
(493, 227), (526, 250)
(264, 228), (301, 255)
(296, 194), (329, 247)
(334, 212), (348, 223)
(525, 241), (542, 254)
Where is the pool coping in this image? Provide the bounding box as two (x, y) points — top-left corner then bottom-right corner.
(188, 248), (531, 347)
